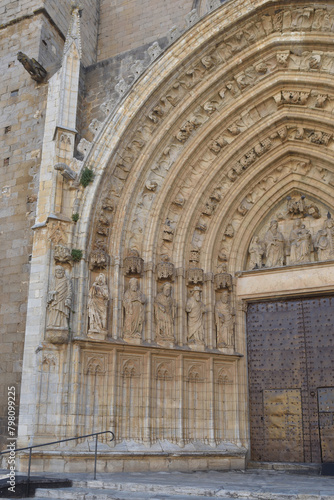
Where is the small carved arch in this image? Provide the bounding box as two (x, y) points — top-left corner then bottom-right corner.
(86, 356), (105, 374)
(217, 368), (232, 385)
(187, 364), (203, 382)
(41, 354), (57, 372)
(122, 359), (139, 378)
(156, 362), (173, 380)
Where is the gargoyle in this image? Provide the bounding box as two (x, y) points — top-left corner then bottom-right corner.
(17, 52), (47, 83)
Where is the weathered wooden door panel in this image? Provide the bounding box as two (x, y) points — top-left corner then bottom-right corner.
(318, 388), (334, 462)
(247, 296), (334, 463)
(263, 389), (304, 462)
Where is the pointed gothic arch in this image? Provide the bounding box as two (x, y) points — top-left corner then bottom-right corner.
(17, 0), (334, 471)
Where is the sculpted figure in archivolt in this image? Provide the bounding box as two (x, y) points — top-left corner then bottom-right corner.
(88, 273), (109, 333)
(186, 287), (206, 344)
(47, 265), (72, 329)
(123, 278), (146, 339)
(264, 220), (285, 267)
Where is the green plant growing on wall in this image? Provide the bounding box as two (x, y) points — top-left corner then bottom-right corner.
(72, 213), (79, 223)
(71, 249), (83, 262)
(80, 167), (94, 187)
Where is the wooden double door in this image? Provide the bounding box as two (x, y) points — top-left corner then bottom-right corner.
(247, 296), (334, 463)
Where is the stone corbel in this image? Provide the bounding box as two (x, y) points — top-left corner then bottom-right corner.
(54, 163), (77, 181)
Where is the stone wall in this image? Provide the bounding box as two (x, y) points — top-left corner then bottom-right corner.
(1, 0), (100, 68)
(97, 0), (194, 61)
(0, 10), (63, 450)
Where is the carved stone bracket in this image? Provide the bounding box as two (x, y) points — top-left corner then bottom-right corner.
(187, 268), (204, 284)
(124, 251), (144, 275)
(214, 272), (233, 291)
(157, 261), (175, 280)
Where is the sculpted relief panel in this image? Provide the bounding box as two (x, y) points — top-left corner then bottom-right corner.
(246, 194), (334, 269)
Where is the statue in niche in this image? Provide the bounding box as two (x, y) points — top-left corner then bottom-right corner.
(88, 274), (109, 334)
(154, 283), (175, 343)
(47, 266), (72, 330)
(123, 278), (146, 340)
(315, 215), (334, 261)
(186, 287), (206, 345)
(215, 290), (235, 348)
(289, 219), (312, 264)
(248, 235), (264, 269)
(264, 220), (285, 267)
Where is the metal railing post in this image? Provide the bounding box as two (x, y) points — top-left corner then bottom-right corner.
(26, 447), (32, 497)
(0, 430), (114, 488)
(94, 433), (98, 480)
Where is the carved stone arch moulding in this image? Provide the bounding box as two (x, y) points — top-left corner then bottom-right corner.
(76, 0), (334, 265)
(210, 157), (334, 275)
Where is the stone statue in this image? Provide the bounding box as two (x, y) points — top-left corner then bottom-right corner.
(47, 266), (72, 330)
(88, 274), (109, 333)
(123, 278), (146, 340)
(154, 283), (175, 343)
(315, 216), (334, 261)
(17, 51), (47, 82)
(248, 235), (264, 269)
(186, 287), (206, 345)
(289, 219), (312, 264)
(264, 220), (285, 267)
(215, 290), (235, 348)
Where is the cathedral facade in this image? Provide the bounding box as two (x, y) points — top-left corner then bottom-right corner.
(1, 0), (334, 472)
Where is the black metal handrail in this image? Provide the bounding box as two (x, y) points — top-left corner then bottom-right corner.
(0, 430), (114, 496)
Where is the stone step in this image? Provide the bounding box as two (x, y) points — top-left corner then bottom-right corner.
(34, 486), (240, 500)
(33, 480), (334, 500)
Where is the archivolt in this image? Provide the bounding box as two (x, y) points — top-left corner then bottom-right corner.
(72, 0), (334, 329)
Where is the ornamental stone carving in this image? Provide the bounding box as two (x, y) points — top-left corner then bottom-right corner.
(124, 249), (144, 275)
(215, 290), (235, 349)
(54, 244), (72, 264)
(248, 236), (264, 270)
(314, 215), (334, 261)
(156, 257), (175, 280)
(154, 283), (175, 346)
(264, 220), (285, 268)
(289, 219), (312, 264)
(187, 268), (204, 284)
(46, 266), (72, 344)
(214, 270), (233, 291)
(123, 278), (146, 343)
(89, 241), (110, 271)
(186, 287), (205, 347)
(88, 273), (109, 340)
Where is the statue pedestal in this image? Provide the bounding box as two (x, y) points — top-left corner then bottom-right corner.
(124, 335), (142, 345)
(156, 337), (175, 348)
(45, 328), (68, 344)
(87, 329), (107, 341)
(217, 345), (235, 354)
(189, 341), (205, 352)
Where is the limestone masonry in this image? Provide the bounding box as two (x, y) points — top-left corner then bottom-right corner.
(1, 0), (334, 473)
